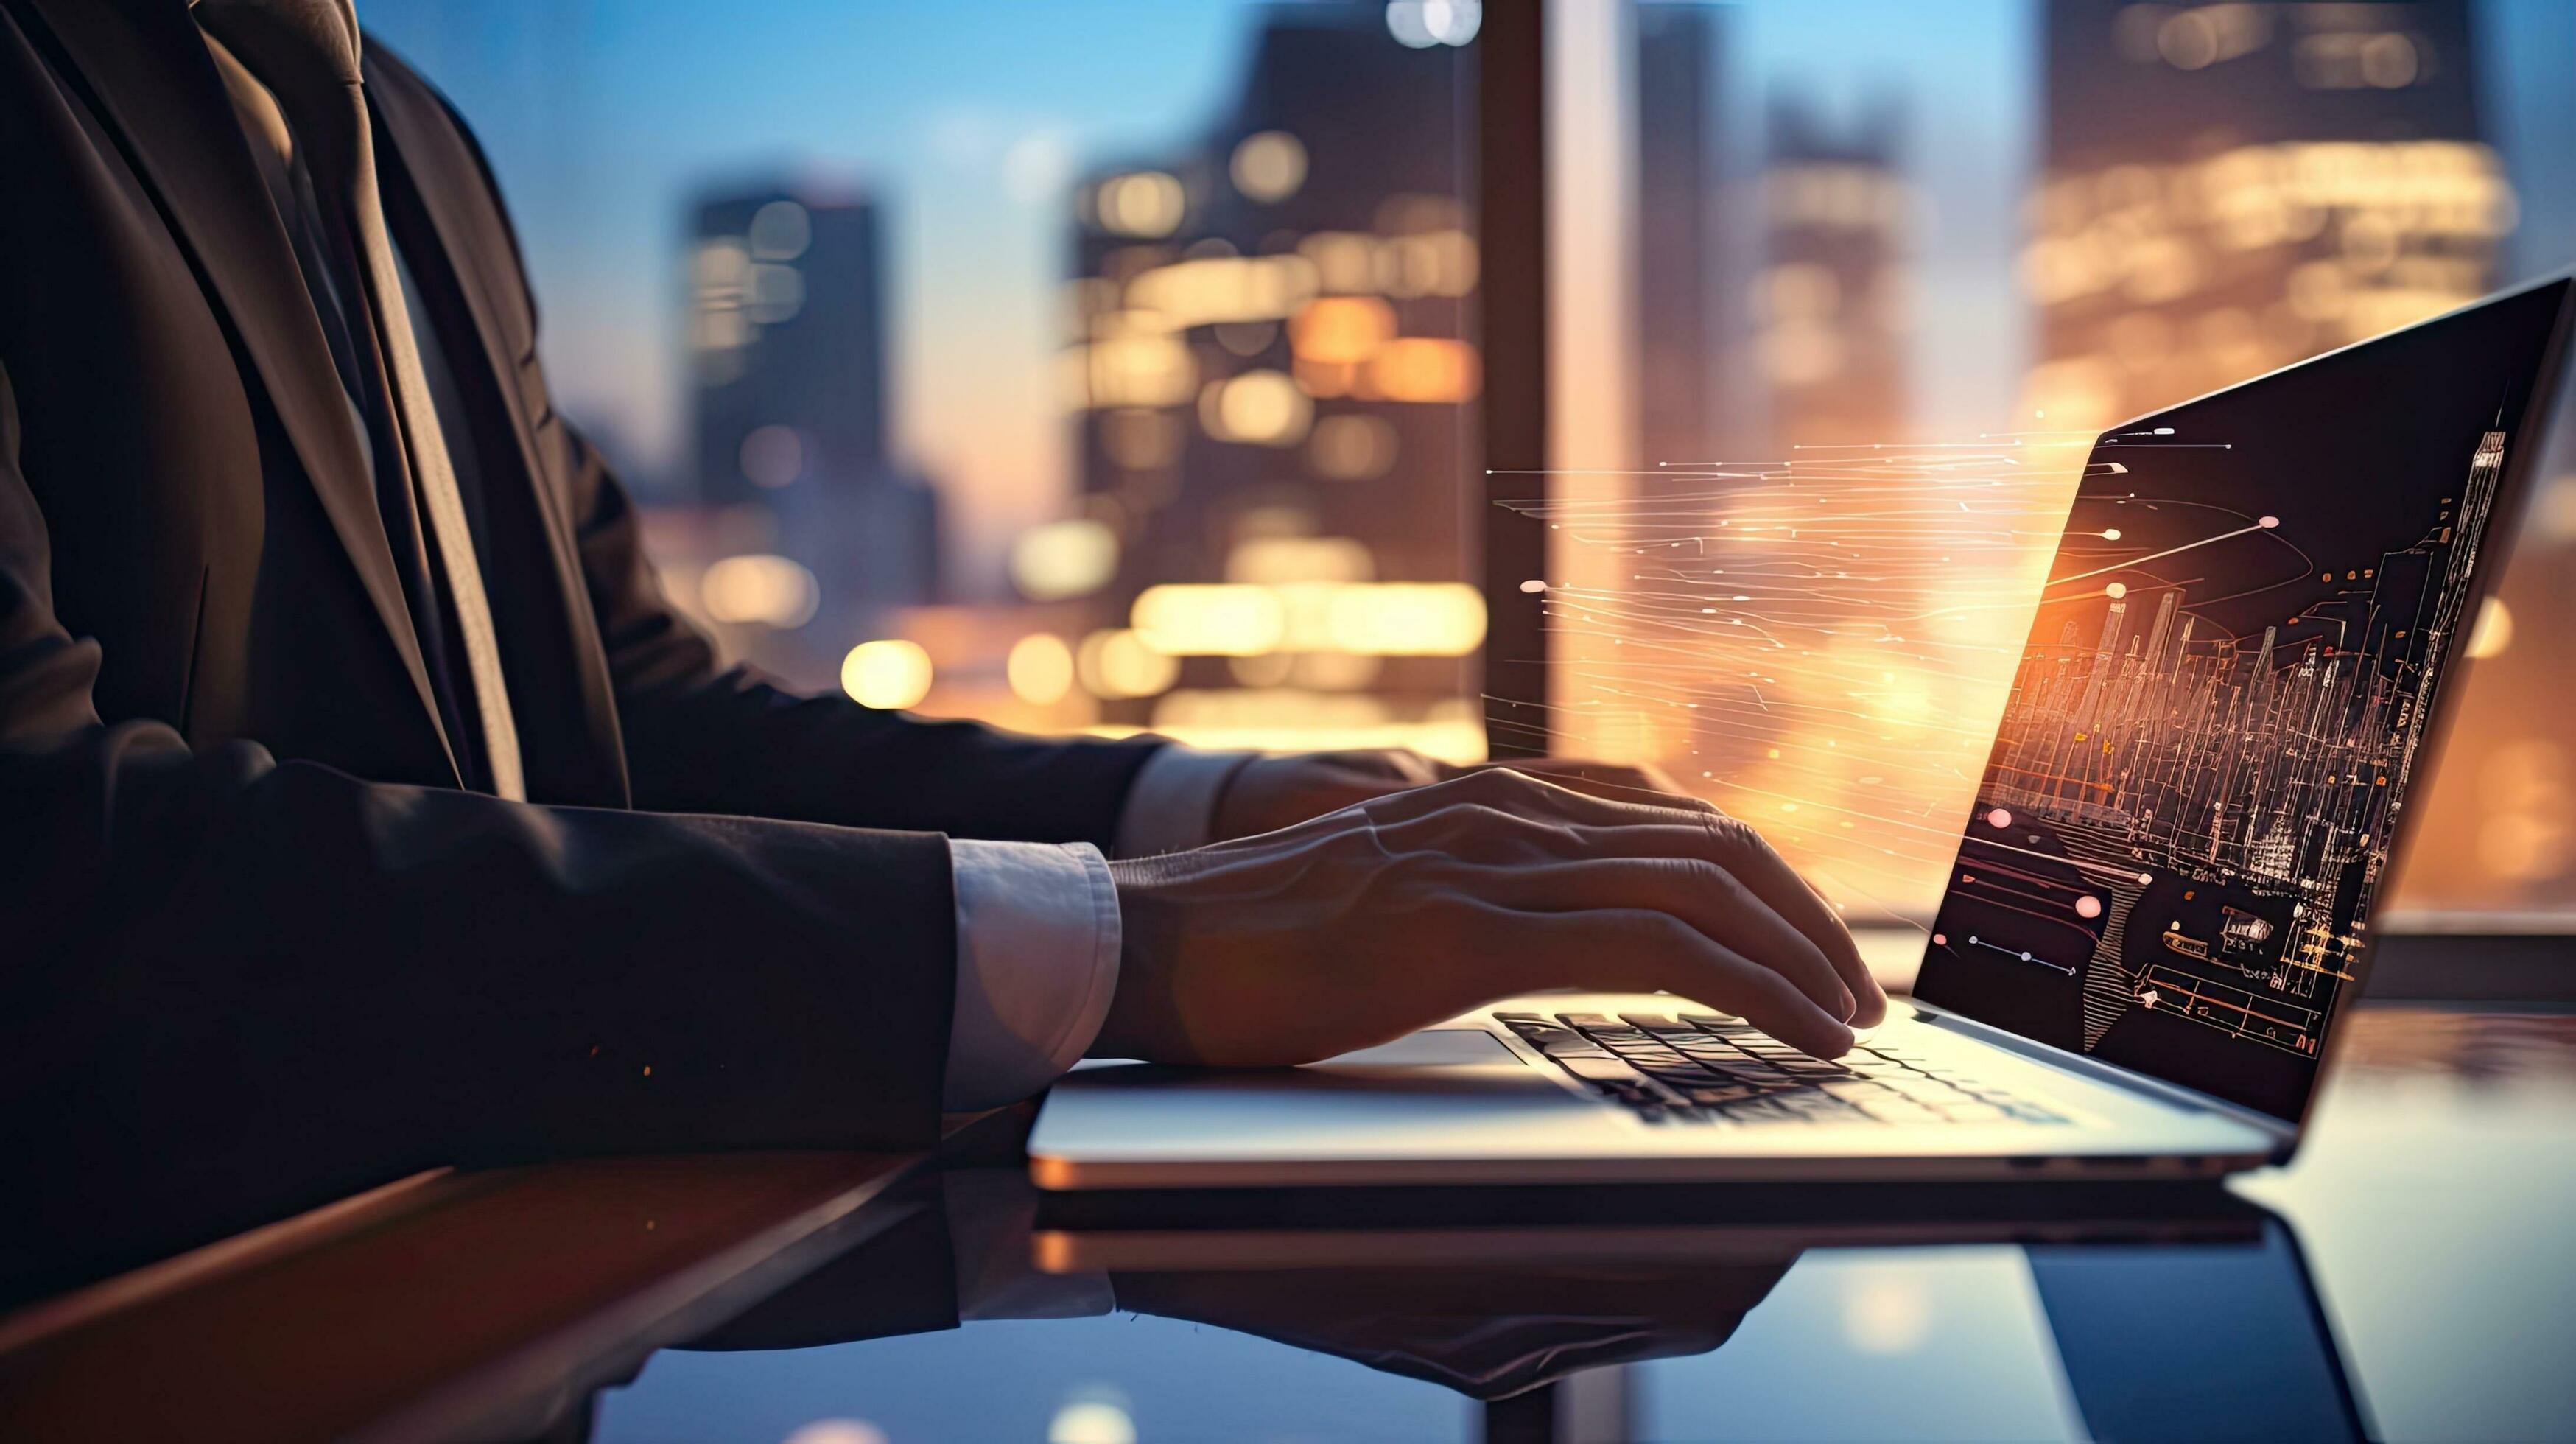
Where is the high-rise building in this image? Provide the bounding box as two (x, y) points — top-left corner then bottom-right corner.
(1755, 88), (1911, 452)
(1055, 3), (1481, 751)
(2025, 1), (2511, 430)
(690, 186), (887, 505)
(685, 181), (940, 628)
(1634, 2), (1746, 467)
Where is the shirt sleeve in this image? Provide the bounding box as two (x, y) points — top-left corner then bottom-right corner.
(941, 839), (1122, 1112)
(945, 1167), (1116, 1321)
(1112, 746), (1261, 858)
(941, 746), (1257, 1111)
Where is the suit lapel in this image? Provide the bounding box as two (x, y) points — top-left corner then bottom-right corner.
(26, 0), (458, 785)
(365, 46), (633, 807)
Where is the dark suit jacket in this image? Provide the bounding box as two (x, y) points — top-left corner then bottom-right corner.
(0, 0), (1157, 1285)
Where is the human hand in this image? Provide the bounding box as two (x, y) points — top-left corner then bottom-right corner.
(1111, 1258), (1787, 1401)
(1096, 768), (1888, 1068)
(1212, 747), (1703, 841)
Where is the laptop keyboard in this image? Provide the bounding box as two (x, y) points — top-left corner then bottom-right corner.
(1497, 1012), (2070, 1126)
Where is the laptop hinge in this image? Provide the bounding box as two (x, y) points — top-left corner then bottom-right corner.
(1909, 1000), (2300, 1150)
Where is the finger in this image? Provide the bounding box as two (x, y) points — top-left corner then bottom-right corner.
(1375, 808), (1738, 872)
(1471, 855), (1854, 1020)
(1375, 813), (1720, 877)
(1449, 759), (1719, 813)
(1396, 799), (1885, 1026)
(1488, 905), (1855, 1058)
(1502, 757), (1701, 800)
(1693, 814), (1887, 1027)
(1372, 802), (1576, 867)
(1370, 765), (1715, 830)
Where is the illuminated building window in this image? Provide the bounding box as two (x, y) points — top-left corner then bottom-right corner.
(1229, 131), (1308, 203)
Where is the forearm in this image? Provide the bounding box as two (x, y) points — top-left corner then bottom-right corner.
(567, 419), (1161, 846)
(2, 719), (960, 1277)
(613, 669), (1163, 846)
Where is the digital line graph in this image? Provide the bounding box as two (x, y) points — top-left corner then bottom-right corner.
(1937, 421), (2507, 1062)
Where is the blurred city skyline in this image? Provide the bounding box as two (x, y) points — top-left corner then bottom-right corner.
(359, 0), (2052, 595)
(354, 0), (2576, 914)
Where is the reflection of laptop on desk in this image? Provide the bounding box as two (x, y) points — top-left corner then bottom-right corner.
(1033, 278), (2575, 1189)
(1033, 1186), (2368, 1440)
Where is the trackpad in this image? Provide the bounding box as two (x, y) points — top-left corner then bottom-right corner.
(1312, 1030), (1517, 1068)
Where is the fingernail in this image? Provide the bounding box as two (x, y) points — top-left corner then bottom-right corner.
(1837, 986), (1856, 1020)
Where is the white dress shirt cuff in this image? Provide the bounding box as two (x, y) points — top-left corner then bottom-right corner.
(942, 839), (1120, 1112)
(1112, 746), (1261, 858)
(946, 1168), (1116, 1322)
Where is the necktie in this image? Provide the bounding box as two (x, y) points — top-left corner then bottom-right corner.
(197, 0), (526, 800)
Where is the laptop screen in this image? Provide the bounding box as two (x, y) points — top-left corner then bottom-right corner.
(1914, 281), (2571, 1121)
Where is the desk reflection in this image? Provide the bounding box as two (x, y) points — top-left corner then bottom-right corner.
(586, 1176), (2360, 1444)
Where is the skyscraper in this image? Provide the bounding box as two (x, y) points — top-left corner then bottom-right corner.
(1635, 2), (1745, 467)
(690, 186), (885, 505)
(2025, 1), (2510, 430)
(1755, 88), (1911, 452)
(686, 181), (939, 614)
(1057, 2), (1480, 746)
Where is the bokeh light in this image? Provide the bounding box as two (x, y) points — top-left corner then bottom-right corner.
(698, 554), (818, 628)
(1308, 414), (1398, 480)
(1078, 628), (1181, 699)
(1007, 633), (1077, 705)
(1092, 171), (1185, 238)
(737, 424), (804, 488)
(1229, 130), (1308, 203)
(841, 639), (934, 709)
(1132, 584), (1288, 655)
(1010, 519), (1120, 600)
(1198, 371), (1313, 446)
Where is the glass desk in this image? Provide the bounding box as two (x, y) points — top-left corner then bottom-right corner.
(590, 1010), (2576, 1444)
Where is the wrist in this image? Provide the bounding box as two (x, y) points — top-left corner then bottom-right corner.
(1092, 856), (1164, 1060)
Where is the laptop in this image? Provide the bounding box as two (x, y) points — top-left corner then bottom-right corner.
(1025, 1185), (2367, 1439)
(1030, 277), (2576, 1189)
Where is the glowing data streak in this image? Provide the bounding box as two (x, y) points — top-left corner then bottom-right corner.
(1489, 441), (2090, 922)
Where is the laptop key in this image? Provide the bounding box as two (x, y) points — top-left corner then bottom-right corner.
(1545, 1047), (1649, 1083)
(1526, 1011), (2063, 1128)
(1557, 1054), (1672, 1092)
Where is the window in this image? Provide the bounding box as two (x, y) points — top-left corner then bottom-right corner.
(367, 0), (1485, 762)
(368, 0), (2576, 933)
(1545, 0), (2576, 926)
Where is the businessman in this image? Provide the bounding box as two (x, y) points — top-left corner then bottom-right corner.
(0, 0), (1884, 1269)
